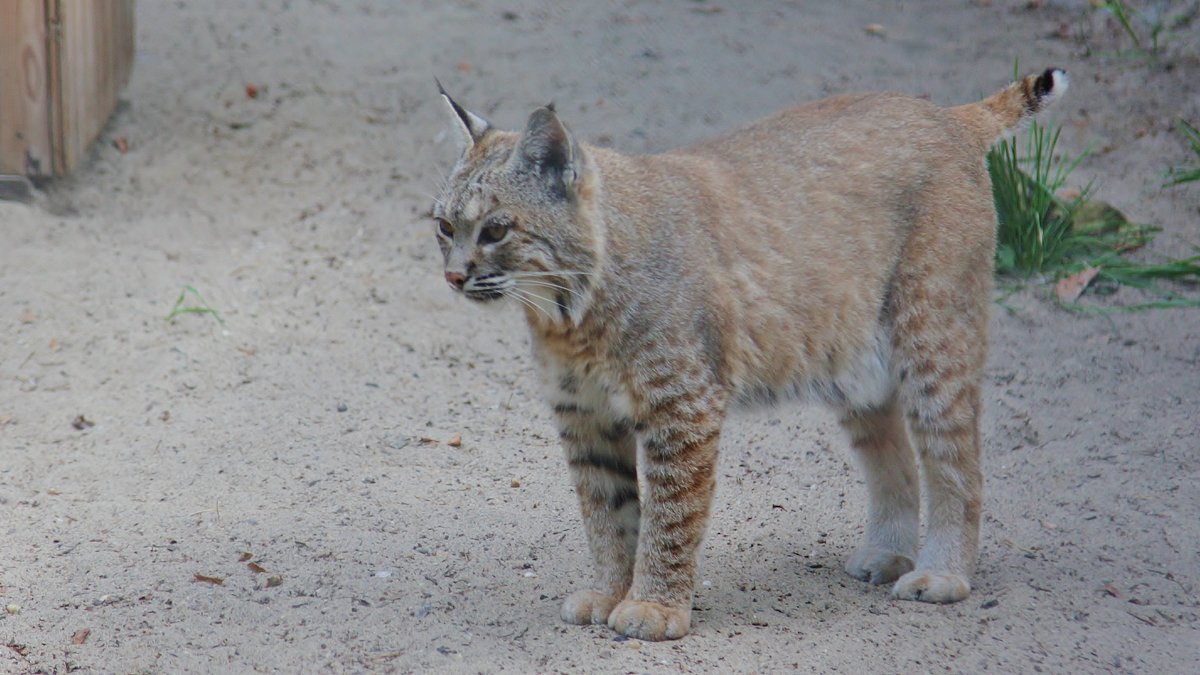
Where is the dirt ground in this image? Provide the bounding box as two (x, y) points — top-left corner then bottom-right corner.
(2, 1), (1198, 673)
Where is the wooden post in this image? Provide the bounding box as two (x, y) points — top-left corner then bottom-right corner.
(0, 0), (134, 179)
(0, 0), (53, 176)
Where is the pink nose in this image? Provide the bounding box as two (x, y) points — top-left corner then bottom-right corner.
(445, 271), (466, 289)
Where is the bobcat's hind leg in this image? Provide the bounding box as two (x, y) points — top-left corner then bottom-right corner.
(891, 293), (987, 603)
(555, 405), (640, 625)
(839, 397), (919, 585)
(887, 192), (992, 604)
(894, 379), (983, 603)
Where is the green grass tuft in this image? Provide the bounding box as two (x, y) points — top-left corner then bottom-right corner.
(1163, 119), (1200, 187)
(1094, 0), (1189, 66)
(165, 285), (225, 325)
(987, 120), (1200, 310)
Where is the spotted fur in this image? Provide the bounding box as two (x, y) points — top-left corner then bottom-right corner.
(433, 68), (1067, 640)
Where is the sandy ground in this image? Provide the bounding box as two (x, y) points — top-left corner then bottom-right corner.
(2, 1), (1198, 672)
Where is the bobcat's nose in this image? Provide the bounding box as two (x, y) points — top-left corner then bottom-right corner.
(445, 270), (467, 290)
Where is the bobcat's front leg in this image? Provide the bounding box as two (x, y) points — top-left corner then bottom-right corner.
(609, 394), (722, 641)
(555, 404), (640, 626)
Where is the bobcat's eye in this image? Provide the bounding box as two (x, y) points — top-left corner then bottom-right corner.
(436, 219), (454, 238)
(478, 219), (512, 245)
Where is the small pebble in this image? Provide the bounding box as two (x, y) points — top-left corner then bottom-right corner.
(5, 604), (20, 615)
(981, 598), (1000, 609)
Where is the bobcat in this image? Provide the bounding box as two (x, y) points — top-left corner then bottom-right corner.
(432, 69), (1067, 640)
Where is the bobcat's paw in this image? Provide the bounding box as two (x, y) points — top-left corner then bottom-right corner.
(607, 599), (690, 641)
(845, 546), (914, 585)
(561, 589), (621, 625)
(892, 570), (971, 603)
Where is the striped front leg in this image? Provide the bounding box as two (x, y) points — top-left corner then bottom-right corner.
(556, 404), (641, 626)
(608, 405), (722, 641)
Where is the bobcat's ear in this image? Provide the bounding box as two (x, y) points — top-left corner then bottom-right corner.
(514, 104), (580, 195)
(437, 79), (490, 150)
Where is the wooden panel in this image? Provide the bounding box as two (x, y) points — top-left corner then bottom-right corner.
(48, 0), (136, 175)
(0, 0), (52, 176)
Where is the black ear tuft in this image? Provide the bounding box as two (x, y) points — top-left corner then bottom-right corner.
(436, 78), (491, 148)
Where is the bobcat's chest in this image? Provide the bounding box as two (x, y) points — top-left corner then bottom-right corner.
(529, 311), (637, 418)
(533, 333), (636, 427)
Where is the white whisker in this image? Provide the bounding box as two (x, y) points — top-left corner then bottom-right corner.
(515, 279), (586, 299)
(505, 287), (556, 322)
(511, 270), (594, 279)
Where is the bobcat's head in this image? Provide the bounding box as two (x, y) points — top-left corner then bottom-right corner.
(432, 84), (602, 325)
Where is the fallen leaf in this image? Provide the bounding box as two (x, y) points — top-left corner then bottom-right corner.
(113, 137), (129, 154)
(456, 62), (472, 73)
(238, 551), (253, 562)
(1102, 583), (1123, 599)
(1056, 266), (1100, 303)
(194, 573), (225, 586)
(6, 643), (28, 657)
(418, 437), (439, 445)
(0, 416), (12, 427)
(48, 337), (58, 350)
(864, 23), (886, 37)
(447, 433), (463, 447)
(47, 488), (61, 496)
(245, 83), (259, 99)
(71, 629), (90, 645)
(247, 562), (267, 574)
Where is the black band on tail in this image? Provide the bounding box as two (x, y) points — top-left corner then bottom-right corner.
(1023, 67), (1066, 115)
(1032, 68), (1060, 99)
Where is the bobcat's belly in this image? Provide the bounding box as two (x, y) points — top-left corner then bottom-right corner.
(733, 328), (894, 411)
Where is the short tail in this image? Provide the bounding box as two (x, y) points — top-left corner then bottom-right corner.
(952, 68), (1069, 145)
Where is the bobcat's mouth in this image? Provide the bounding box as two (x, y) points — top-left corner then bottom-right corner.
(462, 273), (509, 302)
(463, 288), (505, 302)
